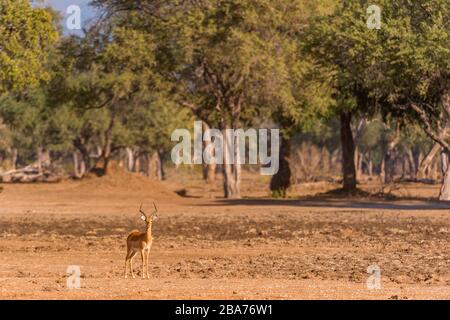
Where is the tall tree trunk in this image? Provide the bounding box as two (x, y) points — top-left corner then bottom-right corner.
(73, 151), (86, 178)
(440, 151), (449, 176)
(148, 151), (164, 181)
(218, 95), (242, 199)
(353, 119), (367, 179)
(73, 139), (91, 176)
(383, 151), (396, 184)
(37, 146), (51, 173)
(11, 148), (18, 170)
(270, 136), (291, 197)
(125, 148), (134, 172)
(321, 147), (330, 176)
(331, 149), (339, 175)
(222, 128), (238, 198)
(436, 92), (450, 199)
(101, 113), (116, 175)
(418, 152), (424, 170)
(233, 149), (241, 198)
(417, 143), (441, 179)
(118, 149), (125, 168)
(406, 148), (416, 179)
(439, 166), (450, 201)
(368, 156), (373, 177)
(134, 154), (141, 173)
(222, 161), (232, 198)
(400, 155), (408, 180)
(383, 123), (401, 184)
(380, 159), (385, 182)
(356, 149), (363, 178)
(202, 122), (216, 183)
(231, 115), (242, 198)
(431, 160), (439, 181)
(203, 162), (216, 183)
(340, 111), (357, 192)
(439, 151), (450, 200)
(145, 153), (151, 177)
(156, 151), (165, 180)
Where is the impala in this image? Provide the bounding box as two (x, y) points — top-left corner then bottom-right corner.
(124, 203), (158, 279)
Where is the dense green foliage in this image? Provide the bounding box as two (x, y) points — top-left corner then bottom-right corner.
(0, 0), (58, 95)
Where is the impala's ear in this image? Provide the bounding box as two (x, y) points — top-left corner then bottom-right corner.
(140, 214), (146, 221)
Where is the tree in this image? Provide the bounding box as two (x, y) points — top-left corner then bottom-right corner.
(56, 26), (161, 175)
(0, 0), (58, 173)
(0, 0), (58, 96)
(268, 1), (335, 197)
(0, 119), (12, 170)
(374, 0), (450, 199)
(117, 92), (192, 180)
(357, 119), (384, 177)
(304, 1), (384, 192)
(171, 0), (335, 198)
(0, 89), (73, 171)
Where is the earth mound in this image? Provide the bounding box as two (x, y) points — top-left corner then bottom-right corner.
(69, 162), (179, 202)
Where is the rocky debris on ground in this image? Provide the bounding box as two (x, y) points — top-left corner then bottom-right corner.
(0, 165), (62, 183)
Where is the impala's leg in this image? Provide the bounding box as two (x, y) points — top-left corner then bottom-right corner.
(144, 250), (148, 279)
(130, 251), (137, 278)
(124, 249), (132, 278)
(146, 248), (150, 279)
(140, 250), (146, 279)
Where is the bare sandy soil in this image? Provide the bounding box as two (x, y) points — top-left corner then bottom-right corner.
(0, 169), (449, 300)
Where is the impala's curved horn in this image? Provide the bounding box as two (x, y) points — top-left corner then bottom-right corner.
(153, 202), (158, 213)
(139, 203), (147, 217)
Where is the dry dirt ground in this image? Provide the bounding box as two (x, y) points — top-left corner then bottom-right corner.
(0, 169), (449, 299)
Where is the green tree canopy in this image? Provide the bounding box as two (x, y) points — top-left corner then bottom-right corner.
(0, 0), (58, 96)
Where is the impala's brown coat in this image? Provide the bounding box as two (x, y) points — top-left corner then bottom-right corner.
(124, 204), (158, 279)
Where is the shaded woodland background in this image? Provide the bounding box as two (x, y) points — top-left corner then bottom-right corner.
(0, 0), (449, 200)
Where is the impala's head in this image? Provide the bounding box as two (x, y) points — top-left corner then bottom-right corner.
(139, 202), (158, 226)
